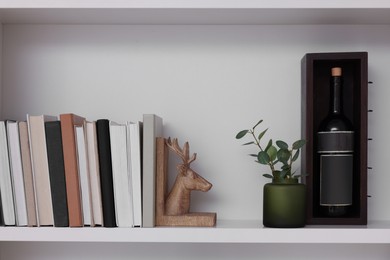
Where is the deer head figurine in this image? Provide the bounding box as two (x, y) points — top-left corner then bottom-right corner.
(165, 138), (212, 216)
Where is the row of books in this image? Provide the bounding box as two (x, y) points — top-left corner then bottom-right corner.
(0, 113), (163, 228)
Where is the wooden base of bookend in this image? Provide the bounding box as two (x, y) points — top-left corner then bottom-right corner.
(157, 213), (217, 227)
(155, 137), (217, 227)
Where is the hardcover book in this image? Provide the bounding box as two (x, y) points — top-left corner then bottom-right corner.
(6, 120), (28, 226)
(109, 121), (134, 227)
(0, 121), (16, 226)
(96, 119), (116, 227)
(142, 114), (163, 228)
(45, 121), (69, 227)
(19, 121), (38, 226)
(60, 113), (85, 227)
(85, 121), (103, 226)
(128, 121), (143, 227)
(75, 125), (93, 226)
(27, 114), (57, 226)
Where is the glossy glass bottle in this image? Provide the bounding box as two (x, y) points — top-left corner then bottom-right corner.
(317, 67), (354, 217)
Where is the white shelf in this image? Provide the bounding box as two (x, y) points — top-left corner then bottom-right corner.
(1, 0), (390, 8)
(1, 220), (390, 244)
(0, 7), (390, 25)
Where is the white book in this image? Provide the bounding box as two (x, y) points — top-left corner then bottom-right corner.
(0, 121), (16, 226)
(85, 121), (103, 226)
(128, 121), (143, 227)
(109, 121), (133, 228)
(6, 121), (28, 226)
(75, 125), (93, 226)
(27, 114), (57, 226)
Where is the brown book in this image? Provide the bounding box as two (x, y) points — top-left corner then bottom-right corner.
(60, 113), (85, 227)
(27, 114), (57, 226)
(19, 121), (38, 227)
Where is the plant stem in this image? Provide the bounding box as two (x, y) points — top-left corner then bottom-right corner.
(250, 130), (275, 173)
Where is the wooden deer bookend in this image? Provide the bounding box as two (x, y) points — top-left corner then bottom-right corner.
(155, 137), (216, 227)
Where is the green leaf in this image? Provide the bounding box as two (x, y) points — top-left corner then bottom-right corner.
(267, 145), (277, 162)
(292, 149), (300, 162)
(281, 164), (290, 170)
(277, 148), (290, 164)
(265, 139), (273, 151)
(280, 169), (291, 179)
(276, 140), (288, 149)
(242, 141), (254, 146)
(257, 128), (268, 141)
(262, 173), (273, 179)
(257, 151), (270, 165)
(252, 120), (263, 130)
(292, 139), (306, 150)
(236, 130), (249, 139)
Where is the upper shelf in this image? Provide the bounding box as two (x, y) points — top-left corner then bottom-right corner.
(2, 220), (390, 244)
(1, 0), (390, 9)
(0, 4), (390, 25)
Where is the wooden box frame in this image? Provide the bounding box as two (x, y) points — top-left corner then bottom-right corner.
(301, 52), (368, 225)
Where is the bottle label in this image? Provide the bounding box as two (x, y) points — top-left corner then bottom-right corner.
(317, 131), (354, 153)
(319, 154), (353, 206)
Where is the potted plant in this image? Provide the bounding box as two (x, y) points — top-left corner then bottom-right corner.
(236, 119), (307, 228)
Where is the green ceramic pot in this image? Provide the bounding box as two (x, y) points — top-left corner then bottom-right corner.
(263, 178), (306, 228)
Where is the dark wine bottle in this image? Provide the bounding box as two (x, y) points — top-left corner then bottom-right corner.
(317, 67), (354, 217)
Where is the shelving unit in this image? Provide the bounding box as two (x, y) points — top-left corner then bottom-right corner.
(1, 221), (390, 244)
(1, 1), (390, 259)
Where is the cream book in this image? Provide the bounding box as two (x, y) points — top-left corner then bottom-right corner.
(19, 121), (38, 226)
(85, 121), (103, 226)
(27, 114), (57, 226)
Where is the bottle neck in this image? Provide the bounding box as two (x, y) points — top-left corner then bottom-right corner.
(330, 76), (342, 115)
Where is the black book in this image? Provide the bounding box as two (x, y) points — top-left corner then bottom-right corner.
(45, 121), (69, 227)
(0, 199), (4, 226)
(96, 119), (116, 227)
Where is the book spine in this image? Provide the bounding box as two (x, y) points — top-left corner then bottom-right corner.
(0, 121), (16, 226)
(27, 115), (55, 226)
(86, 121), (103, 226)
(110, 122), (133, 227)
(129, 122), (143, 227)
(45, 121), (69, 227)
(7, 121), (28, 226)
(96, 119), (117, 227)
(60, 113), (85, 227)
(75, 125), (93, 226)
(142, 114), (163, 228)
(19, 121), (38, 226)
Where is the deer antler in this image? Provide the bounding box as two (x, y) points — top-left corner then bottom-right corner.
(166, 138), (197, 165)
